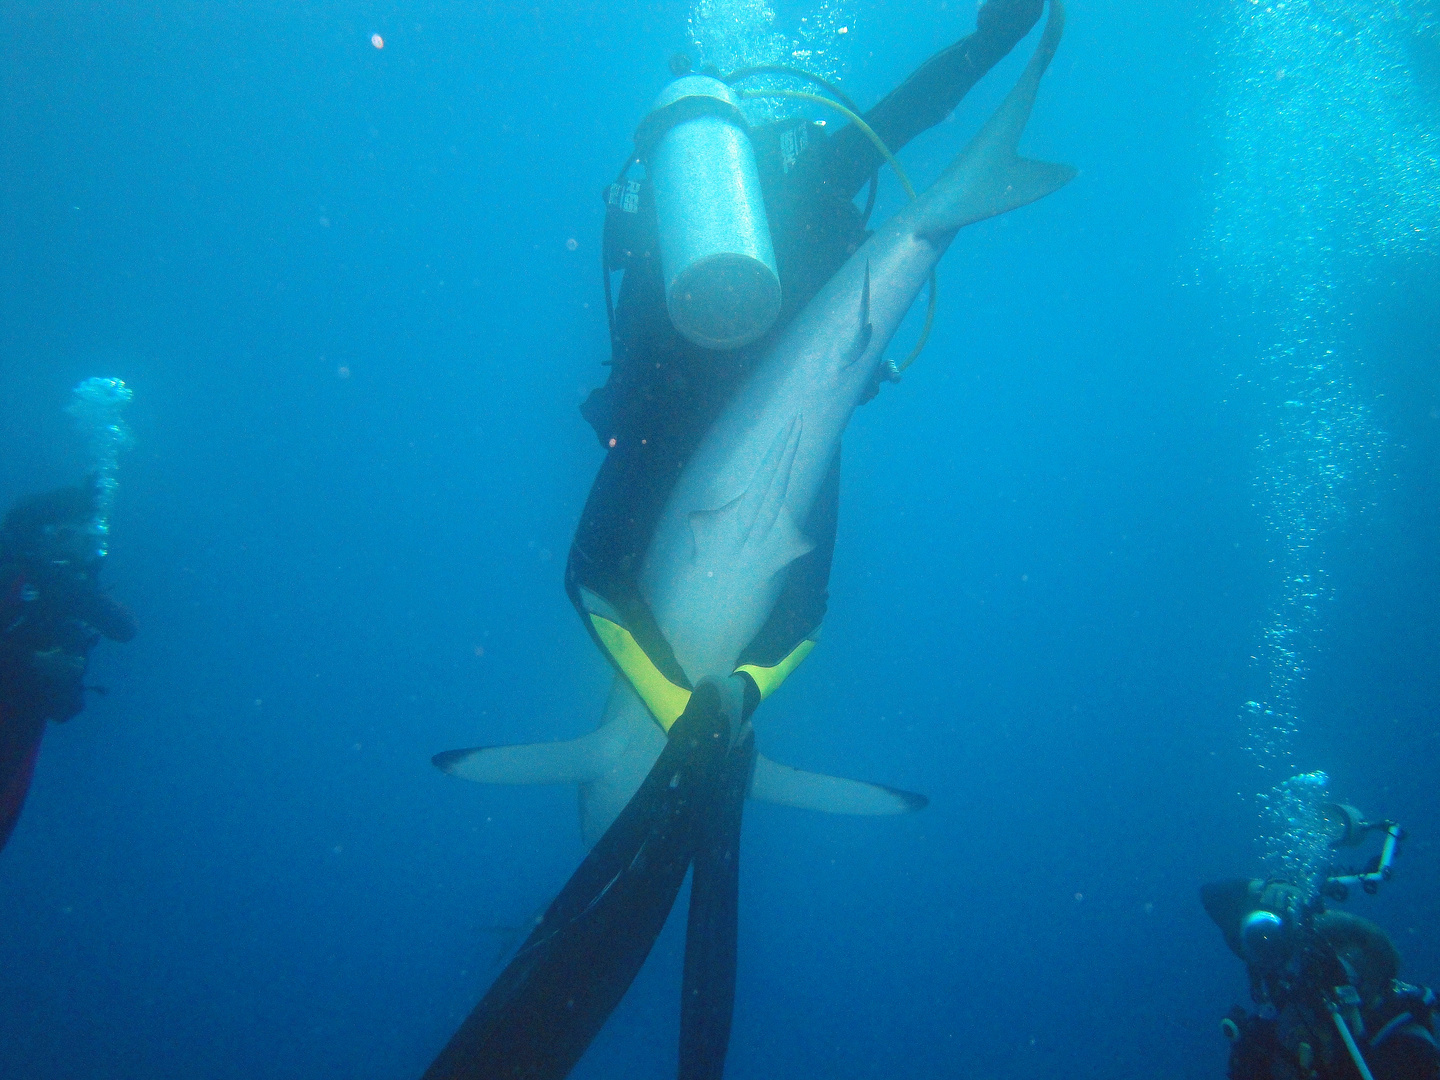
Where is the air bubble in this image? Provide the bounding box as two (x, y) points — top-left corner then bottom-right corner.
(1203, 0), (1436, 871)
(687, 0), (855, 124)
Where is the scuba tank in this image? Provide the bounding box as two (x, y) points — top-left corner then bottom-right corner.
(634, 75), (781, 351)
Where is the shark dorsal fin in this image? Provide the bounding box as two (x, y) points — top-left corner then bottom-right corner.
(843, 262), (875, 369)
(861, 260), (871, 327)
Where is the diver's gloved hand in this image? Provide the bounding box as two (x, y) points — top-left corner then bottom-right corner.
(1258, 880), (1307, 924)
(976, 0), (1045, 39)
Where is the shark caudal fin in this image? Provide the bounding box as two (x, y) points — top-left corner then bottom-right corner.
(749, 753), (928, 814)
(912, 0), (1075, 241)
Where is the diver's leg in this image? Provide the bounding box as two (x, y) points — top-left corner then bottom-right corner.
(0, 704), (45, 852)
(678, 728), (756, 1080)
(421, 683), (731, 1080)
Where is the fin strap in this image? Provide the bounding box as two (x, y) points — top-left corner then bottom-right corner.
(587, 613), (814, 732)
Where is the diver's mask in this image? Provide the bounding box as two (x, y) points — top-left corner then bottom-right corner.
(1239, 881), (1308, 971)
(1240, 908), (1295, 970)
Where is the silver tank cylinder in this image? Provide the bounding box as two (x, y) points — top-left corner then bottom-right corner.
(644, 75), (781, 351)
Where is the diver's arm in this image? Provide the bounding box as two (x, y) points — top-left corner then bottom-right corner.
(819, 0), (1045, 200)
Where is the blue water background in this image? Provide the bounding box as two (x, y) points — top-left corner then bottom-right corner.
(2, 1), (1437, 1077)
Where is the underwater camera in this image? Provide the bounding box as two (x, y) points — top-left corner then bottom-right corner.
(1319, 804), (1405, 902)
(1234, 804), (1404, 970)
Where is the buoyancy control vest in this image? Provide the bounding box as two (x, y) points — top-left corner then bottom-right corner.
(1227, 975), (1439, 1080)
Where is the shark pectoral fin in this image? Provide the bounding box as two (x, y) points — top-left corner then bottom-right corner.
(915, 0), (1076, 240)
(748, 753), (928, 815)
(759, 506), (815, 578)
(421, 683), (732, 1080)
(689, 496), (744, 559)
(688, 417), (814, 578)
(433, 730), (609, 786)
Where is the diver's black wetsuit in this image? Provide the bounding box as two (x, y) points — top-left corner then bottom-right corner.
(567, 0), (1045, 671)
(0, 484), (135, 851)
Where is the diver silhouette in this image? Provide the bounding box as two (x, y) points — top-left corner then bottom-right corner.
(0, 479), (136, 852)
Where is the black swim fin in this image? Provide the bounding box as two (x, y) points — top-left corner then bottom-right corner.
(678, 726), (756, 1080)
(421, 682), (731, 1080)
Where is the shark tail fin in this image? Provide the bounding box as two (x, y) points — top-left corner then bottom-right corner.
(433, 730), (609, 786)
(914, 0), (1076, 240)
(749, 753), (928, 815)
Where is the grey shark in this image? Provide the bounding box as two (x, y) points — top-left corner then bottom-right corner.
(435, 2), (1074, 844)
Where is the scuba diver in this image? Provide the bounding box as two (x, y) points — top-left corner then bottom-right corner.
(425, 4), (1064, 1080)
(1203, 807), (1438, 1080)
(2, 377), (135, 854)
(570, 0), (1046, 688)
(0, 479), (137, 851)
